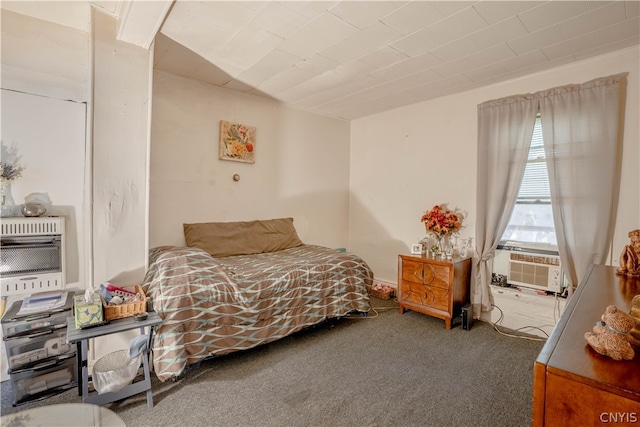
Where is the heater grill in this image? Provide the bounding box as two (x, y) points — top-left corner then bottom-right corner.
(1, 217), (65, 296)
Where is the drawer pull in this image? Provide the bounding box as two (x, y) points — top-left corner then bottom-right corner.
(24, 313), (52, 322)
(26, 330), (54, 339)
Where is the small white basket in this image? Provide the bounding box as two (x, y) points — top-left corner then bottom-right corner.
(92, 349), (142, 394)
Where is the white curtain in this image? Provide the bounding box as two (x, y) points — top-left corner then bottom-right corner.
(539, 74), (626, 287)
(473, 74), (626, 312)
(473, 96), (538, 313)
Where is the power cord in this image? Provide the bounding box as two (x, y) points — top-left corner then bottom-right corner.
(480, 304), (549, 342)
(344, 297), (399, 320)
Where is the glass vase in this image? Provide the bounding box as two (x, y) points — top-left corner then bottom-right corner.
(1, 180), (16, 217)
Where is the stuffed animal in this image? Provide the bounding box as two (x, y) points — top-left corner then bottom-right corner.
(584, 305), (636, 361)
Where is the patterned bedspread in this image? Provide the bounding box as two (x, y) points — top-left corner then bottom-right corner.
(142, 244), (373, 381)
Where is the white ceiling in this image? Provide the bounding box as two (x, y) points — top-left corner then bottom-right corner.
(4, 1), (639, 120)
(154, 1), (640, 119)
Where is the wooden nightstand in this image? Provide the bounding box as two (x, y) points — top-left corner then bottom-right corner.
(398, 254), (472, 329)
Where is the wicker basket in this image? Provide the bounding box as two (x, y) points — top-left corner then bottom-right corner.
(370, 288), (394, 300)
(101, 285), (146, 321)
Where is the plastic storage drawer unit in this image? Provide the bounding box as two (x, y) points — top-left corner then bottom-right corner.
(1, 294), (76, 406)
(11, 356), (77, 405)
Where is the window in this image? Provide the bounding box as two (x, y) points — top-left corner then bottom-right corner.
(501, 113), (557, 248)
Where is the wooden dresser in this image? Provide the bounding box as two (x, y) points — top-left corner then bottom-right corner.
(397, 254), (471, 329)
(533, 264), (640, 426)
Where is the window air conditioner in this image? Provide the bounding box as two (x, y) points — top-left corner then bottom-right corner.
(507, 251), (564, 293)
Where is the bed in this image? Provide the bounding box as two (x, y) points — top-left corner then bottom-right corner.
(142, 218), (373, 381)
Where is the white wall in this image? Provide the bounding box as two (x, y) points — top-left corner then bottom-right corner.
(0, 8), (89, 102)
(1, 8), (152, 366)
(1, 10), (90, 290)
(90, 9), (152, 360)
(350, 46), (640, 287)
(150, 70), (352, 249)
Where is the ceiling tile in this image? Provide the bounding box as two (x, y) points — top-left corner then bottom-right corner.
(250, 2), (310, 38)
(574, 36), (639, 60)
(468, 16), (529, 50)
(430, 56), (470, 78)
(238, 49), (301, 86)
(430, 37), (479, 62)
(369, 52), (442, 81)
(319, 21), (403, 64)
(375, 68), (442, 94)
(294, 54), (340, 75)
(559, 1), (627, 39)
(518, 1), (589, 32)
(595, 16), (640, 44)
(431, 17), (528, 62)
(278, 1), (338, 20)
(542, 32), (599, 60)
(294, 75), (379, 110)
(430, 1), (475, 17)
(464, 49), (549, 82)
(213, 25), (283, 70)
(585, 1), (617, 11)
(391, 27), (441, 56)
(334, 60), (372, 78)
(420, 6), (489, 47)
(507, 24), (565, 55)
(358, 46), (408, 68)
(257, 66), (315, 94)
(278, 70), (347, 103)
(328, 1), (407, 29)
(278, 12), (358, 59)
(380, 1), (445, 35)
(472, 1), (543, 24)
(163, 1), (262, 47)
(494, 55), (577, 83)
(466, 43), (518, 69)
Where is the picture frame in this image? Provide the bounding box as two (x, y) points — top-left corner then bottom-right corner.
(219, 120), (256, 164)
(411, 244), (422, 255)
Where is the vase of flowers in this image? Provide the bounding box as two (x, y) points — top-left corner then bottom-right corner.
(1, 143), (25, 217)
(420, 203), (465, 256)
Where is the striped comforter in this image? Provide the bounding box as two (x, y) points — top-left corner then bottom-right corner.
(142, 245), (373, 381)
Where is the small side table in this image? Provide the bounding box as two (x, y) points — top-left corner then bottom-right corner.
(66, 312), (162, 408)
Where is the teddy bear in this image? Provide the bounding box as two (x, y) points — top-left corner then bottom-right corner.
(584, 305), (636, 361)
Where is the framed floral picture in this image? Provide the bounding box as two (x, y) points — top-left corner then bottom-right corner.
(219, 120), (256, 164)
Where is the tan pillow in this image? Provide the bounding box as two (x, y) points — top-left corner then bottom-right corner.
(183, 217), (303, 257)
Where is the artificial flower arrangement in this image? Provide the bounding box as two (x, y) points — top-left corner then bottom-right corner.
(0, 143), (25, 183)
(420, 203), (465, 251)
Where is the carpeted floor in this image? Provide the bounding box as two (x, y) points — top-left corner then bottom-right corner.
(1, 298), (545, 426)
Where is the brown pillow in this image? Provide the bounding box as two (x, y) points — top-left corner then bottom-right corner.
(183, 217), (303, 257)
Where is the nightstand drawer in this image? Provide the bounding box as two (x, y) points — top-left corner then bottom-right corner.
(400, 281), (449, 311)
(401, 259), (450, 289)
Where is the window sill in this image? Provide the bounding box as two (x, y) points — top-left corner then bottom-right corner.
(498, 241), (559, 256)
